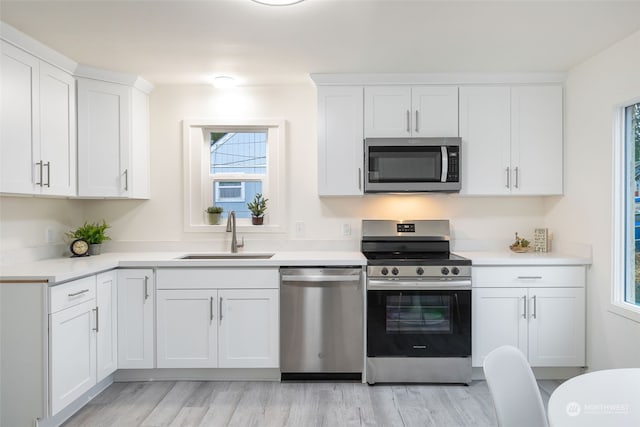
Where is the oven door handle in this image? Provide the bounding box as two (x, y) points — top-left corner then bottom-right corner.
(367, 279), (471, 290)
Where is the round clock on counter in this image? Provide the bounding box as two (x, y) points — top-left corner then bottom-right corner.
(70, 238), (90, 257)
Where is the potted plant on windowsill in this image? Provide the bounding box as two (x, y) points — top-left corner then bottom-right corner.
(66, 220), (111, 255)
(205, 206), (224, 225)
(247, 193), (268, 225)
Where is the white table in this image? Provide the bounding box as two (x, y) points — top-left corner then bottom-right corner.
(548, 368), (640, 427)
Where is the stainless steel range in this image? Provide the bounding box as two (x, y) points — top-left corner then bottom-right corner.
(362, 219), (472, 385)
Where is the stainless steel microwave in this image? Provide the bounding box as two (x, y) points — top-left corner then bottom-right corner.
(364, 137), (462, 193)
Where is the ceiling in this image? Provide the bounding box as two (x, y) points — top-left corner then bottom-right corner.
(1, 0), (640, 86)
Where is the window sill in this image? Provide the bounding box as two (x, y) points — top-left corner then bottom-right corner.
(185, 224), (286, 234)
(609, 302), (640, 324)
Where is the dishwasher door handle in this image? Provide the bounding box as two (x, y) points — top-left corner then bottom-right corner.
(281, 274), (361, 282)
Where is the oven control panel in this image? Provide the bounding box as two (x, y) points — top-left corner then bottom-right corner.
(367, 265), (471, 279)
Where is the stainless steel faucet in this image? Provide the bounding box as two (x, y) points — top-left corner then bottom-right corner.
(225, 211), (244, 253)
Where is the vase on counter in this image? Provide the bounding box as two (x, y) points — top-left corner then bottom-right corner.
(89, 244), (102, 255)
(251, 216), (264, 225)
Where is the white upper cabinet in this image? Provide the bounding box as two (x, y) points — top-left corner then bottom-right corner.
(459, 86), (512, 195)
(460, 84), (563, 196)
(364, 86), (458, 138)
(77, 77), (150, 198)
(317, 85), (364, 196)
(0, 40), (76, 196)
(510, 85), (563, 195)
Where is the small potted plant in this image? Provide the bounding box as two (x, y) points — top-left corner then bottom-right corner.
(247, 193), (268, 225)
(205, 206), (224, 225)
(66, 220), (111, 255)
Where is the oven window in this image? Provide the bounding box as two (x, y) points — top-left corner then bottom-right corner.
(369, 146), (441, 183)
(386, 295), (452, 334)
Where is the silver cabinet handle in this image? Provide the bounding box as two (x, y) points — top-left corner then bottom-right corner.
(210, 296), (214, 322)
(517, 276), (543, 280)
(531, 295), (537, 319)
(505, 167), (510, 188)
(44, 161), (51, 187)
(92, 307), (99, 332)
(36, 161), (43, 186)
(406, 110), (410, 133)
(514, 166), (519, 189)
(123, 169), (129, 192)
(358, 167), (362, 190)
(68, 289), (89, 297)
(415, 110), (419, 133)
(219, 296), (223, 323)
(144, 276), (149, 300)
(522, 295), (527, 319)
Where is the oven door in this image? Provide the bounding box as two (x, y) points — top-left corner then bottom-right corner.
(364, 137), (461, 193)
(367, 289), (471, 357)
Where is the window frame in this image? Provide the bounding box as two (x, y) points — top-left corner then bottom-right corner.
(611, 98), (640, 323)
(182, 118), (286, 233)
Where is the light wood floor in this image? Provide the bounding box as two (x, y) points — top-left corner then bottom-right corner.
(63, 380), (558, 427)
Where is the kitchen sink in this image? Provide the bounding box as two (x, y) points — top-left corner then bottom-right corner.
(177, 253), (274, 260)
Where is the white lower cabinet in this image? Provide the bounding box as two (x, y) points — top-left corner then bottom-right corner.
(50, 298), (97, 415)
(155, 268), (279, 369)
(96, 271), (118, 381)
(49, 272), (120, 416)
(218, 288), (279, 368)
(157, 289), (218, 368)
(472, 265), (586, 368)
(117, 269), (154, 369)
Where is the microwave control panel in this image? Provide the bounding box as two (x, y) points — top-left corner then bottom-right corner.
(447, 147), (459, 182)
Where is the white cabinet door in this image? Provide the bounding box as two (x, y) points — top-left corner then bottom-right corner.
(528, 287), (585, 367)
(511, 85), (563, 195)
(472, 287), (528, 367)
(0, 41), (39, 194)
(156, 290), (218, 368)
(459, 86), (511, 195)
(49, 299), (97, 415)
(317, 86), (364, 196)
(77, 78), (130, 197)
(411, 86), (459, 137)
(364, 86), (412, 137)
(39, 61), (76, 196)
(218, 288), (279, 368)
(96, 271), (117, 382)
(117, 269), (154, 369)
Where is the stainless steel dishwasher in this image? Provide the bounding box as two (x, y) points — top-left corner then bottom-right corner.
(280, 267), (364, 380)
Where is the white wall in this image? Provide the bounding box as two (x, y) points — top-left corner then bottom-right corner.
(545, 29), (640, 370)
(79, 83), (548, 251)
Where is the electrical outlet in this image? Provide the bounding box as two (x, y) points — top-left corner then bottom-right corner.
(46, 227), (55, 244)
(342, 223), (351, 236)
(295, 221), (305, 238)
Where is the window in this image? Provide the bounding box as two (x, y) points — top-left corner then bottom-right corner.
(210, 131), (266, 217)
(613, 100), (640, 321)
(183, 119), (285, 231)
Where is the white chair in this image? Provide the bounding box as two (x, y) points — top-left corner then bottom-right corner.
(483, 345), (549, 427)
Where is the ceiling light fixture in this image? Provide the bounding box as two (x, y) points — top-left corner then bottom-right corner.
(213, 76), (237, 88)
(251, 0), (305, 6)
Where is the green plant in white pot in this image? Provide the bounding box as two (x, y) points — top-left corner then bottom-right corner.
(247, 193), (268, 225)
(205, 206), (224, 225)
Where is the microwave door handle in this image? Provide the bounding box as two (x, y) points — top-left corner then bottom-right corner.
(441, 146), (448, 182)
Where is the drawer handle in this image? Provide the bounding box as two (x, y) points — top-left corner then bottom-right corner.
(68, 289), (90, 297)
(517, 276), (542, 280)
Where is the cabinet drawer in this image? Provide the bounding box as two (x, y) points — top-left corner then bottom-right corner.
(156, 268), (279, 289)
(473, 266), (585, 288)
(50, 276), (97, 313)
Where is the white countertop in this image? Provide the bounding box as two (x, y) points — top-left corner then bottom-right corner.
(0, 249), (590, 284)
(458, 251), (592, 266)
(0, 251), (368, 284)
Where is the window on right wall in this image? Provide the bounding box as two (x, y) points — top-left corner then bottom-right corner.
(613, 100), (640, 321)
